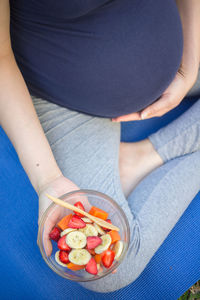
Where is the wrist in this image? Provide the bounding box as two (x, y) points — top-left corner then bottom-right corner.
(176, 0), (200, 86)
(35, 171), (63, 195)
(179, 56), (199, 88)
(34, 168), (63, 195)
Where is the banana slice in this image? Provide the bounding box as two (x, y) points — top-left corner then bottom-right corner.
(60, 228), (76, 237)
(79, 224), (98, 237)
(69, 249), (91, 265)
(97, 263), (100, 271)
(55, 251), (67, 267)
(113, 241), (124, 260)
(95, 234), (112, 254)
(66, 231), (86, 249)
(81, 217), (93, 223)
(93, 223), (105, 235)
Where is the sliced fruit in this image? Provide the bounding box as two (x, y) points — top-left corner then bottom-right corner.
(57, 235), (71, 251)
(79, 224), (98, 237)
(57, 214), (73, 231)
(66, 231), (86, 249)
(60, 228), (76, 237)
(66, 262), (86, 271)
(108, 230), (121, 244)
(113, 240), (124, 260)
(93, 223), (105, 235)
(81, 217), (93, 223)
(85, 257), (98, 275)
(68, 249), (91, 265)
(94, 254), (102, 264)
(74, 201), (85, 217)
(49, 227), (60, 242)
(68, 215), (86, 229)
(59, 250), (70, 264)
(102, 219), (112, 231)
(94, 234), (112, 254)
(101, 249), (115, 268)
(89, 206), (108, 220)
(87, 236), (102, 249)
(55, 251), (67, 267)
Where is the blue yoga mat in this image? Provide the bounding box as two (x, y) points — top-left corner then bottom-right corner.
(0, 97), (199, 300)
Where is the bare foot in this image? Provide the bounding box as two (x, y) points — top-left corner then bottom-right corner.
(119, 139), (163, 197)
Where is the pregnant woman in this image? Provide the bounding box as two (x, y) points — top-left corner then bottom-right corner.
(0, 0), (200, 293)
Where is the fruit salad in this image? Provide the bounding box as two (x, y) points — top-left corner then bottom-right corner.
(49, 201), (124, 275)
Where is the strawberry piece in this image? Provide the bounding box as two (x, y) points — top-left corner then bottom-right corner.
(57, 235), (71, 251)
(87, 236), (102, 249)
(59, 250), (70, 264)
(68, 215), (86, 229)
(74, 201), (85, 217)
(101, 249), (115, 268)
(85, 257), (98, 275)
(49, 227), (60, 242)
(102, 219), (112, 231)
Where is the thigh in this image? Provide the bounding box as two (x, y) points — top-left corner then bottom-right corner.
(83, 152), (200, 293)
(124, 152), (200, 288)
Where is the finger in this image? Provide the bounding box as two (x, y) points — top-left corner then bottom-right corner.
(112, 112), (141, 122)
(140, 94), (180, 119)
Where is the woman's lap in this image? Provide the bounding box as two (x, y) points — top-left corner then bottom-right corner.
(32, 95), (200, 293)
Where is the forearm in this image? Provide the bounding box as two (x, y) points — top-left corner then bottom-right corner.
(0, 53), (62, 193)
(176, 0), (200, 79)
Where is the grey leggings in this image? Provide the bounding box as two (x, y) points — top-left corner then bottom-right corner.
(32, 96), (200, 293)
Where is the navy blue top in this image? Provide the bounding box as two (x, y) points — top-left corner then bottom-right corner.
(10, 0), (183, 118)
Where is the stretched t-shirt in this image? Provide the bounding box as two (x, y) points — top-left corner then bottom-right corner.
(10, 0), (183, 118)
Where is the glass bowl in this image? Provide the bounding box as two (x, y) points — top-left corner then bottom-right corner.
(38, 189), (130, 282)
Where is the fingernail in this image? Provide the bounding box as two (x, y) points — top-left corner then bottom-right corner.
(141, 112), (148, 120)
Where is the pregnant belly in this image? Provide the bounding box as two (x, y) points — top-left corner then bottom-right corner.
(11, 0), (183, 117)
(62, 0), (183, 117)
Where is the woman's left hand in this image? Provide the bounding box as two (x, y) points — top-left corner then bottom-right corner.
(112, 64), (198, 122)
